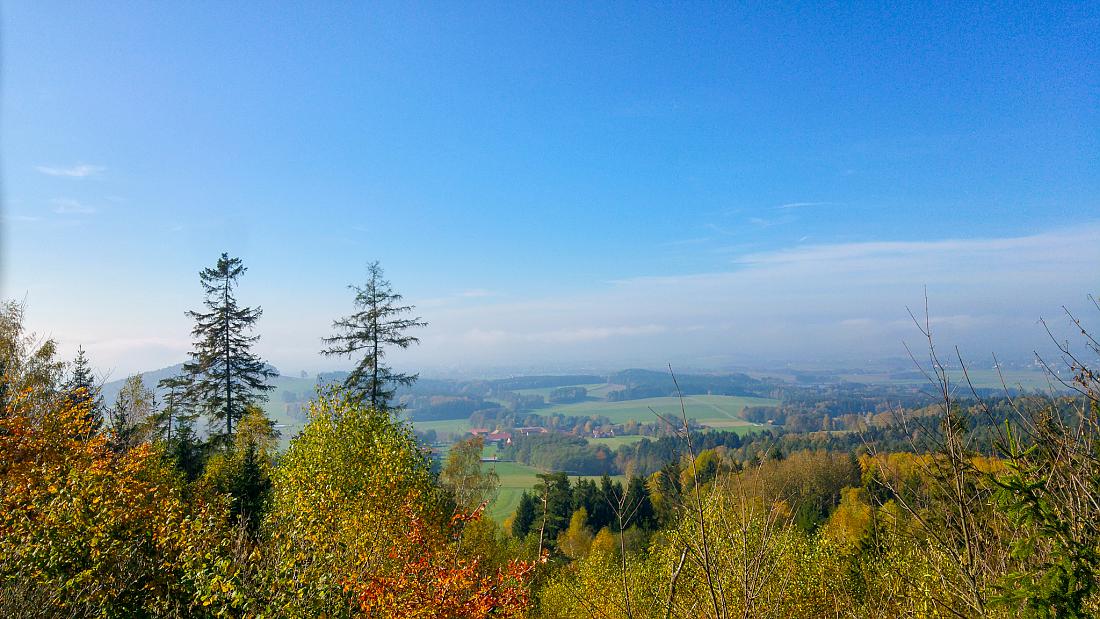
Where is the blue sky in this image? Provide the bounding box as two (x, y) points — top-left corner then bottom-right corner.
(2, 2), (1098, 377)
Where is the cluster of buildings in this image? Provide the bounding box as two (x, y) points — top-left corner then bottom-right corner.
(469, 425), (550, 448)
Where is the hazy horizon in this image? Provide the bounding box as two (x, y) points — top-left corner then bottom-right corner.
(3, 3), (1096, 378)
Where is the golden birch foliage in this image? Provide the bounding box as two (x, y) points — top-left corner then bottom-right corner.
(257, 392), (471, 615)
(822, 486), (873, 548)
(557, 508), (594, 560)
(537, 547), (663, 619)
(254, 392), (535, 617)
(591, 527), (618, 556)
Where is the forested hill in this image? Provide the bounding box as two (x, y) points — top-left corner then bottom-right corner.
(101, 363), (282, 406)
(101, 364), (186, 406)
(608, 368), (778, 400)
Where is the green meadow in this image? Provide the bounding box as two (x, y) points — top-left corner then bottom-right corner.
(413, 393), (780, 522)
(409, 417), (474, 438)
(587, 435), (648, 449)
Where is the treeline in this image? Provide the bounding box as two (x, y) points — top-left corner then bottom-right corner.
(531, 391), (1100, 618)
(405, 395), (501, 421)
(504, 434), (618, 475)
(469, 407), (676, 440)
(502, 396), (1078, 479)
(508, 450), (860, 552)
(510, 473), (659, 545)
(607, 368), (778, 401)
(547, 385), (587, 403)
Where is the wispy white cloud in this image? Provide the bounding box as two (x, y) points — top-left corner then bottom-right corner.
(2, 214), (41, 223)
(51, 198), (97, 214)
(459, 289), (495, 298)
(733, 228), (1094, 269)
(747, 214), (795, 227)
(775, 201), (834, 210)
(401, 223), (1100, 368)
(36, 163), (106, 178)
(58, 222), (1100, 374)
(659, 237), (712, 248)
(704, 222), (738, 235)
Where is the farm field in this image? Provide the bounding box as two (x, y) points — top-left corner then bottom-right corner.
(587, 435), (647, 449)
(583, 383), (626, 398)
(483, 460), (626, 523)
(412, 394), (776, 442)
(417, 393), (779, 522)
(410, 417), (472, 438)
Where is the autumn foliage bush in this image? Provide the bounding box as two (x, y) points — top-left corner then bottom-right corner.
(0, 381), (534, 617)
(0, 391), (234, 617)
(255, 392), (535, 617)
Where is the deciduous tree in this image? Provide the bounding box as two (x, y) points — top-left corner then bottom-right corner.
(0, 300), (65, 419)
(441, 436), (500, 513)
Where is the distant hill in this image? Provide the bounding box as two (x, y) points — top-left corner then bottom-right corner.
(101, 363), (283, 404)
(101, 363), (187, 405)
(607, 368), (776, 400)
(489, 375), (606, 390)
(100, 364), (313, 441)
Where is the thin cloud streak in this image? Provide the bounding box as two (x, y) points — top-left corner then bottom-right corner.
(459, 289), (495, 298)
(51, 198), (97, 214)
(775, 201), (834, 210)
(404, 223), (1100, 368)
(52, 223), (1100, 375)
(35, 164), (106, 177)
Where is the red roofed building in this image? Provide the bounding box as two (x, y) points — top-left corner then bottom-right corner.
(486, 431), (512, 446)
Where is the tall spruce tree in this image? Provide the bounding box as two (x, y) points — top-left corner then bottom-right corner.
(320, 261), (426, 410)
(512, 491), (537, 539)
(63, 346), (105, 432)
(180, 253), (275, 442)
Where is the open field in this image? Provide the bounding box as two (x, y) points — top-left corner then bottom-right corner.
(413, 394), (775, 441)
(483, 460), (626, 523)
(584, 383), (626, 398)
(418, 394), (779, 522)
(587, 435), (648, 449)
(410, 417), (473, 437)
